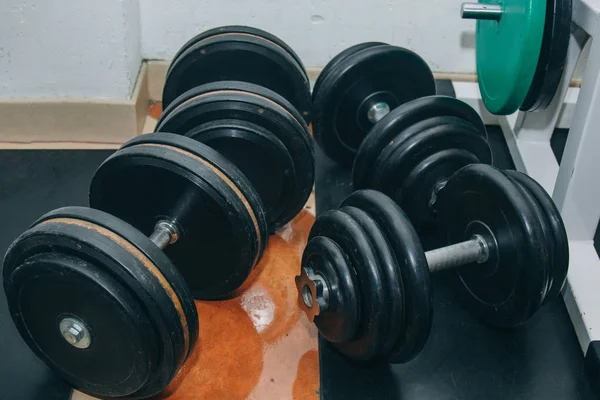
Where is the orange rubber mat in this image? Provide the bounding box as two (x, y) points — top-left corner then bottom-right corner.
(73, 210), (319, 400)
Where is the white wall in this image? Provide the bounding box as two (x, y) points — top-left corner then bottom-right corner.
(140, 0), (476, 72)
(1, 0), (475, 100)
(0, 0), (142, 99)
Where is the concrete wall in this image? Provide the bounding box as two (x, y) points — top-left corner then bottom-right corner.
(0, 0), (142, 99)
(140, 0), (476, 72)
(1, 0), (475, 100)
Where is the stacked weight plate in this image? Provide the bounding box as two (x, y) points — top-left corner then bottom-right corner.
(463, 0), (572, 114)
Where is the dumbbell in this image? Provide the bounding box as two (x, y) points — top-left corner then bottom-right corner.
(2, 133), (271, 398)
(295, 165), (569, 362)
(311, 42), (436, 165)
(89, 133), (270, 300)
(159, 27), (314, 232)
(155, 80), (314, 232)
(160, 27), (314, 232)
(353, 95), (493, 230)
(162, 25), (312, 123)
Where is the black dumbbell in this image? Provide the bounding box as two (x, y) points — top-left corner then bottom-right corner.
(3, 206), (199, 399)
(89, 133), (269, 300)
(4, 24), (316, 398)
(3, 133), (271, 398)
(295, 165), (568, 363)
(162, 25), (312, 123)
(312, 42), (436, 165)
(353, 95), (493, 230)
(155, 80), (314, 232)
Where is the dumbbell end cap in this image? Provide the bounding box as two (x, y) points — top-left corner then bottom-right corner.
(295, 267), (330, 322)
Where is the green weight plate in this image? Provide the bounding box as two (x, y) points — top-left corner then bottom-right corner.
(520, 0), (572, 111)
(476, 0), (546, 114)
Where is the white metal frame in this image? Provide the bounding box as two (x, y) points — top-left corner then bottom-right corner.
(454, 0), (600, 356)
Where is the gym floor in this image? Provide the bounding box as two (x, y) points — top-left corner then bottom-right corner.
(0, 81), (595, 400)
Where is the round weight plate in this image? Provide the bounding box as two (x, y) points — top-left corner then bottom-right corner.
(3, 207), (193, 398)
(38, 206), (200, 358)
(503, 170), (568, 300)
(308, 209), (390, 360)
(437, 164), (550, 327)
(168, 25), (308, 84)
(520, 0), (572, 111)
(301, 236), (360, 343)
(340, 205), (403, 358)
(90, 133), (268, 299)
(312, 43), (435, 166)
(475, 0), (546, 114)
(312, 42), (386, 104)
(501, 172), (552, 302)
(162, 28), (311, 122)
(156, 81), (314, 231)
(370, 117), (491, 228)
(354, 96), (487, 190)
(341, 190), (432, 363)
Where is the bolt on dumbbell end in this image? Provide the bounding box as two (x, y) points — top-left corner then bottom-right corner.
(295, 267), (330, 321)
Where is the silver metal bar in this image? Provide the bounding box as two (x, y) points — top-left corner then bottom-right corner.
(461, 3), (503, 20)
(149, 220), (180, 250)
(425, 235), (489, 273)
(367, 102), (391, 124)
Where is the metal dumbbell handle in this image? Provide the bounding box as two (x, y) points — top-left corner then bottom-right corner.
(297, 235), (490, 319)
(461, 3), (502, 20)
(148, 220), (180, 250)
(426, 234), (489, 273)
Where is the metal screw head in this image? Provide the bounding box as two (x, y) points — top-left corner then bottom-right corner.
(367, 102), (391, 124)
(59, 317), (91, 349)
(295, 267), (330, 322)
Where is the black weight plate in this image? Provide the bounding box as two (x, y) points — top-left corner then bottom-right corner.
(183, 119), (295, 230)
(156, 81), (314, 231)
(400, 149), (480, 229)
(520, 0), (572, 111)
(3, 208), (189, 398)
(302, 236), (360, 343)
(90, 133), (268, 299)
(340, 206), (403, 358)
(341, 190), (432, 363)
(354, 96), (487, 189)
(436, 164), (550, 327)
(5, 253), (156, 398)
(162, 29), (311, 123)
(118, 133), (268, 258)
(312, 42), (386, 102)
(38, 206), (200, 359)
(501, 172), (552, 304)
(308, 209), (389, 360)
(168, 25), (308, 84)
(503, 170), (569, 301)
(372, 118), (492, 228)
(313, 43), (435, 166)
